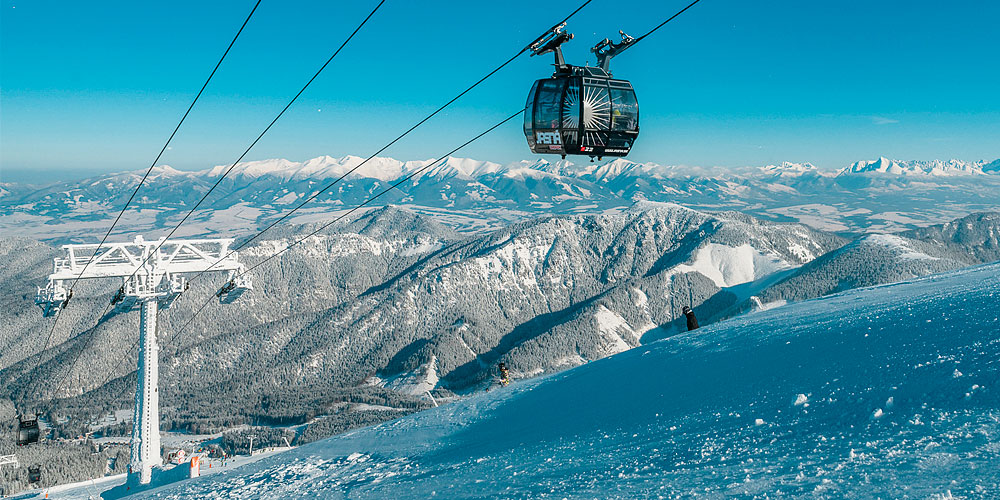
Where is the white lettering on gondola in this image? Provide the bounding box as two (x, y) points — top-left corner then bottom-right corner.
(535, 132), (561, 145)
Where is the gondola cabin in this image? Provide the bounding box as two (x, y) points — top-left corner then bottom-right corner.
(16, 414), (40, 446)
(524, 68), (638, 158)
(524, 24), (641, 160)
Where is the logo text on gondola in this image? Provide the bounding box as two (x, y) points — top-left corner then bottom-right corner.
(535, 132), (561, 145)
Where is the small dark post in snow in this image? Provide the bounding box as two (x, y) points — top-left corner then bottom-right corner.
(682, 306), (700, 331)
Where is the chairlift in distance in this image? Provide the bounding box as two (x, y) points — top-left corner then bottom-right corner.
(27, 464), (41, 484)
(216, 270), (253, 304)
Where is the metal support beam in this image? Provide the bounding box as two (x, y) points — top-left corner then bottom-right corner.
(0, 454), (18, 469)
(130, 299), (160, 484)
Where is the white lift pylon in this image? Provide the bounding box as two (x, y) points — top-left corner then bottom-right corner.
(0, 454), (19, 469)
(35, 235), (252, 485)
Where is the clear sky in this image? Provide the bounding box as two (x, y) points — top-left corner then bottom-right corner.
(2, 0), (998, 182)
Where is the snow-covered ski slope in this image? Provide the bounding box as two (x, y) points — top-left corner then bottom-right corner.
(137, 262), (1000, 499)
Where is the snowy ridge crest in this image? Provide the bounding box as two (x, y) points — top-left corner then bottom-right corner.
(838, 157), (993, 176)
(3, 154), (1000, 242)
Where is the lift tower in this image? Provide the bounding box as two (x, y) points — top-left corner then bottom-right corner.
(36, 236), (252, 485)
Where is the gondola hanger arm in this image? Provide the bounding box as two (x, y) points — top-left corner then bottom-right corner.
(591, 30), (638, 72)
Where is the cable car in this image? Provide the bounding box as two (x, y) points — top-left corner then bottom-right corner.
(28, 464), (41, 484)
(216, 270), (252, 304)
(524, 24), (640, 160)
(16, 414), (40, 446)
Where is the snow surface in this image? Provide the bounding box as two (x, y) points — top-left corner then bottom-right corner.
(863, 233), (940, 261)
(673, 243), (791, 288)
(379, 356), (440, 397)
(592, 305), (636, 353)
(114, 261), (1000, 499)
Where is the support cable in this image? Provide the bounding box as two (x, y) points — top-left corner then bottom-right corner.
(632, 0), (701, 45)
(79, 0), (703, 406)
(42, 0), (387, 404)
(55, 0), (708, 410)
(22, 0), (262, 403)
(68, 108), (524, 414)
(167, 108), (525, 350)
(166, 0), (704, 366)
(116, 0), (387, 286)
(182, 0), (596, 285)
(47, 0), (588, 407)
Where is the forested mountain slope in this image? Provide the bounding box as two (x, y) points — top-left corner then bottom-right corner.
(758, 212), (1000, 304)
(0, 204), (842, 436)
(5, 207), (1000, 496)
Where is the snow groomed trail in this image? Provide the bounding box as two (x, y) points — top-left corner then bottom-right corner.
(136, 262), (1000, 499)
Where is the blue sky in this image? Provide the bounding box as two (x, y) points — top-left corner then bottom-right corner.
(2, 0), (998, 181)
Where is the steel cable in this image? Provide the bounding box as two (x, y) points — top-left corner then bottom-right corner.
(23, 0), (262, 406)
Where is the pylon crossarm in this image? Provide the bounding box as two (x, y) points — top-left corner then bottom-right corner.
(36, 235), (252, 317)
(47, 237), (243, 281)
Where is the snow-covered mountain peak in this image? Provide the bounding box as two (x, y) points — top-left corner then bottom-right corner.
(147, 164), (186, 176)
(842, 157), (901, 175)
(571, 158), (673, 182)
(201, 155), (412, 182)
(923, 158), (983, 176)
(758, 161), (821, 177)
(857, 233), (939, 260)
(437, 156), (503, 178)
(336, 155), (406, 181)
(205, 158), (299, 180)
(405, 156), (503, 182)
(587, 158), (637, 181)
(627, 200), (704, 216)
(839, 157), (988, 176)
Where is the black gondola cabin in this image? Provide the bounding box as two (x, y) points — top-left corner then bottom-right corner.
(16, 414), (40, 446)
(524, 68), (638, 158)
(524, 24), (641, 159)
(28, 465), (41, 484)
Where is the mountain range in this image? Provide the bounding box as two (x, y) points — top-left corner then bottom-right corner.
(2, 156), (999, 242)
(0, 204), (842, 403)
(3, 205), (999, 414)
(756, 212), (1000, 306)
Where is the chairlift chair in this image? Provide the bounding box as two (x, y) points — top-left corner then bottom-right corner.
(27, 464), (41, 484)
